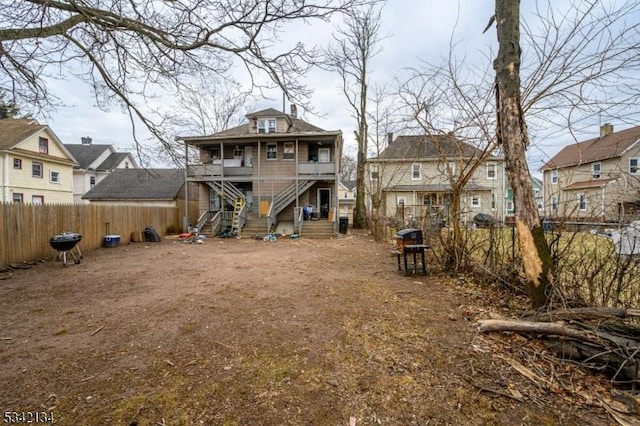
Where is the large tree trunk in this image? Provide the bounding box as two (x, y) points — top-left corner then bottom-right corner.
(494, 0), (553, 307)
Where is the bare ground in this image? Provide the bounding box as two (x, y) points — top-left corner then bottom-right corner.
(0, 231), (617, 425)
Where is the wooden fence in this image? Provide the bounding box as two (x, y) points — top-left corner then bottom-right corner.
(0, 203), (181, 264)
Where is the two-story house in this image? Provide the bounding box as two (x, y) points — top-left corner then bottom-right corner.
(178, 106), (343, 237)
(504, 176), (544, 217)
(0, 118), (77, 204)
(540, 124), (640, 222)
(366, 133), (506, 225)
(338, 180), (356, 226)
(64, 137), (138, 204)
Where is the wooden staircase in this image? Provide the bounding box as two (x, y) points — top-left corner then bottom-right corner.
(240, 213), (269, 237)
(300, 220), (336, 239)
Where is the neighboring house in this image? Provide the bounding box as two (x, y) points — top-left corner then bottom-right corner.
(504, 176), (544, 217)
(366, 133), (507, 225)
(64, 137), (138, 204)
(0, 118), (77, 204)
(338, 180), (356, 226)
(540, 124), (640, 222)
(178, 106), (343, 237)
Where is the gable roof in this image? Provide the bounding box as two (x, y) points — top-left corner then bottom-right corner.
(541, 125), (640, 171)
(82, 169), (184, 200)
(0, 118), (77, 164)
(64, 143), (114, 169)
(0, 118), (46, 149)
(373, 135), (487, 160)
(340, 180), (357, 191)
(97, 152), (135, 170)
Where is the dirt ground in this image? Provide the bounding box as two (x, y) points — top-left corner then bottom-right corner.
(0, 231), (619, 425)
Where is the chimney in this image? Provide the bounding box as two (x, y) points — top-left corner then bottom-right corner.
(290, 104), (298, 118)
(387, 132), (393, 145)
(600, 123), (613, 137)
(81, 136), (92, 145)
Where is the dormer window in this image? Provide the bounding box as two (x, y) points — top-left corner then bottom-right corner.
(258, 118), (276, 134)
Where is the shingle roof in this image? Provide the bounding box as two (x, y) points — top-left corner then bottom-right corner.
(64, 144), (113, 169)
(0, 118), (47, 149)
(541, 125), (640, 171)
(97, 152), (133, 170)
(82, 169), (184, 200)
(374, 135), (486, 160)
(563, 178), (617, 190)
(385, 183), (492, 192)
(341, 180), (357, 191)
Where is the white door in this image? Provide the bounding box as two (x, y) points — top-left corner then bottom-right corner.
(244, 146), (253, 167)
(318, 148), (330, 163)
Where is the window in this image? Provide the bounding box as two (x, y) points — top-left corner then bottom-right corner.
(411, 163), (421, 180)
(370, 164), (379, 180)
(470, 196), (480, 207)
(491, 191), (497, 210)
(630, 158), (639, 174)
(578, 194), (587, 211)
(32, 195), (44, 205)
(12, 193), (23, 203)
(266, 143), (277, 160)
(592, 162), (601, 179)
(13, 158), (22, 169)
(551, 170), (558, 184)
(32, 162), (43, 178)
(125, 162), (129, 169)
(551, 196), (558, 211)
(39, 137), (49, 154)
(318, 148), (330, 163)
(258, 118), (276, 134)
(50, 171), (60, 184)
(487, 163), (497, 179)
(210, 147), (220, 160)
(506, 200), (514, 212)
(397, 197), (405, 206)
(283, 142), (295, 160)
(90, 176), (96, 188)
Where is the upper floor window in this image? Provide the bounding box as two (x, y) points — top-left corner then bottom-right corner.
(630, 158), (639, 174)
(50, 171), (60, 184)
(258, 118), (276, 134)
(210, 146), (220, 160)
(266, 143), (277, 160)
(32, 161), (43, 178)
(551, 169), (558, 184)
(39, 137), (49, 154)
(487, 163), (497, 179)
(318, 148), (330, 163)
(411, 163), (421, 180)
(125, 161), (129, 169)
(90, 176), (96, 188)
(283, 142), (295, 160)
(591, 162), (601, 179)
(370, 164), (379, 180)
(397, 197), (405, 206)
(551, 195), (558, 211)
(13, 158), (22, 169)
(578, 193), (587, 211)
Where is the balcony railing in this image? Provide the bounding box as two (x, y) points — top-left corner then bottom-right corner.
(188, 161), (336, 178)
(298, 162), (335, 175)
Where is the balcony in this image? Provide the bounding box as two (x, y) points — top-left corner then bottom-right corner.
(298, 162), (335, 175)
(188, 159), (253, 179)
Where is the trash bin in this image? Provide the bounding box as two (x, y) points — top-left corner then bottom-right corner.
(339, 217), (349, 234)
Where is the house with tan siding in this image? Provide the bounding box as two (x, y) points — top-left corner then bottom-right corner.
(0, 118), (77, 204)
(366, 134), (506, 225)
(177, 106), (343, 238)
(540, 124), (640, 222)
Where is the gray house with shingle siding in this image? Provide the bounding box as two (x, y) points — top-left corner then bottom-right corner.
(64, 137), (138, 204)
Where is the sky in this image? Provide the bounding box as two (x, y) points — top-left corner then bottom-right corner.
(35, 0), (637, 174)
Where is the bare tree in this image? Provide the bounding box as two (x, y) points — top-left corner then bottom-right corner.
(0, 0), (375, 156)
(340, 152), (357, 182)
(323, 4), (385, 229)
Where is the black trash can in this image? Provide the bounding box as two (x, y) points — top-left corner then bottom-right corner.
(339, 217), (349, 234)
(144, 226), (161, 242)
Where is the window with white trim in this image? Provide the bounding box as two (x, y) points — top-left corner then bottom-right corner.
(397, 197), (405, 206)
(551, 170), (558, 184)
(39, 137), (48, 154)
(32, 195), (44, 204)
(90, 176), (96, 188)
(630, 158), (639, 174)
(491, 191), (496, 210)
(370, 164), (379, 180)
(258, 118), (276, 134)
(551, 196), (558, 211)
(591, 162), (601, 179)
(283, 142), (295, 160)
(50, 171), (60, 184)
(578, 193), (587, 211)
(13, 158), (21, 169)
(411, 163), (421, 180)
(266, 143), (277, 160)
(470, 195), (480, 207)
(487, 163), (497, 179)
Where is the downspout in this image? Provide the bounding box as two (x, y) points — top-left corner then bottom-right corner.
(295, 138), (299, 209)
(2, 153), (8, 202)
(257, 140), (261, 217)
(601, 184), (605, 221)
(184, 140), (189, 232)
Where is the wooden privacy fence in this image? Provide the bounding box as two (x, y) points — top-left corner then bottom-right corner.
(0, 203), (179, 264)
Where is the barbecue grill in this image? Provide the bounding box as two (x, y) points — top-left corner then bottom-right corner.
(49, 232), (83, 266)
